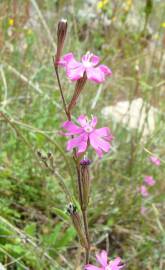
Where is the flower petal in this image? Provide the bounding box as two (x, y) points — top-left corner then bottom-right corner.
(109, 257), (124, 269)
(66, 133), (88, 154)
(77, 115), (88, 127)
(77, 134), (88, 155)
(66, 64), (85, 81)
(62, 53), (76, 65)
(91, 133), (111, 152)
(96, 250), (108, 267)
(95, 148), (103, 158)
(91, 54), (100, 66)
(95, 127), (111, 137)
(144, 176), (156, 186)
(62, 121), (83, 135)
(149, 156), (160, 166)
(99, 64), (112, 76)
(86, 66), (105, 83)
(140, 185), (149, 197)
(85, 265), (102, 270)
(90, 116), (97, 128)
(89, 132), (111, 157)
(58, 53), (75, 67)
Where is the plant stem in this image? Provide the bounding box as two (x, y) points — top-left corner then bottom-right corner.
(82, 209), (90, 264)
(53, 63), (70, 120)
(54, 64), (90, 264)
(76, 165), (83, 207)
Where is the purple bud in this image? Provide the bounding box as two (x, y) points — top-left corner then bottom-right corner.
(80, 158), (92, 166)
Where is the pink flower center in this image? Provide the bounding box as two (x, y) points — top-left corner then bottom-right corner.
(82, 52), (94, 68)
(84, 125), (93, 133)
(105, 266), (112, 270)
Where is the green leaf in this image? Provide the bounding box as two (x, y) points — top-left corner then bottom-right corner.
(24, 223), (36, 237)
(42, 223), (62, 247)
(57, 227), (76, 249)
(52, 208), (69, 221)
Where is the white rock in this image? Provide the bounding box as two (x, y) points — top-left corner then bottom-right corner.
(102, 98), (158, 137)
(0, 263), (6, 270)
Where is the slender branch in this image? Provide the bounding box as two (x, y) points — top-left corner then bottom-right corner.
(82, 209), (90, 264)
(76, 165), (83, 208)
(82, 210), (90, 245)
(53, 60), (70, 120)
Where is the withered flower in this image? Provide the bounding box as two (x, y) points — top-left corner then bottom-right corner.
(55, 19), (68, 67)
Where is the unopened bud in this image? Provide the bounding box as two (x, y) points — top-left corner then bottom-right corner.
(80, 158), (91, 210)
(37, 150), (48, 167)
(37, 150), (42, 158)
(68, 72), (87, 112)
(80, 158), (92, 166)
(55, 19), (67, 66)
(67, 203), (88, 249)
(47, 152), (54, 168)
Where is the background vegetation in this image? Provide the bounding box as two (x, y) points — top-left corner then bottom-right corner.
(0, 0), (165, 269)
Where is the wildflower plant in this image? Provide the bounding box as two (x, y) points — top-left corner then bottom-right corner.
(139, 154), (160, 216)
(51, 19), (122, 267)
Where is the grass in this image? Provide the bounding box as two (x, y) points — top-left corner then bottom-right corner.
(0, 0), (165, 269)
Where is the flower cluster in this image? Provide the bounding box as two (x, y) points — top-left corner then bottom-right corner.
(54, 18), (121, 266)
(139, 155), (160, 215)
(149, 156), (160, 166)
(56, 33), (112, 157)
(85, 250), (124, 270)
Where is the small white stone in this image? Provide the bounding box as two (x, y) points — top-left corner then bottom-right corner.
(102, 98), (158, 137)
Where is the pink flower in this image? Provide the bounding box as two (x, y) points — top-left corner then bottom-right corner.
(141, 206), (147, 216)
(59, 51), (112, 83)
(149, 156), (160, 166)
(85, 250), (124, 270)
(144, 176), (156, 186)
(62, 115), (113, 158)
(139, 185), (149, 197)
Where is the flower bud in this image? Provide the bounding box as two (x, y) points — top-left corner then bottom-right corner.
(80, 158), (92, 210)
(68, 72), (87, 112)
(67, 203), (89, 249)
(55, 19), (68, 66)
